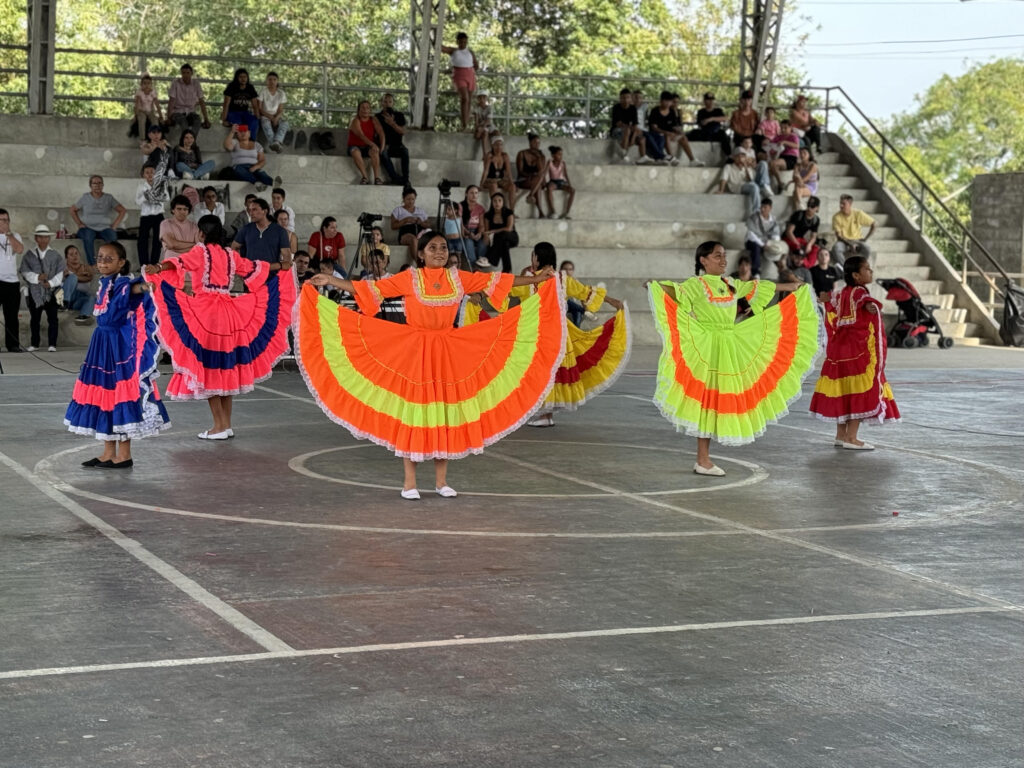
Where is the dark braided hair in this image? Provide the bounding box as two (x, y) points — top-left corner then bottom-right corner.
(99, 240), (130, 304)
(533, 241), (557, 270)
(843, 255), (869, 287)
(694, 240), (735, 294)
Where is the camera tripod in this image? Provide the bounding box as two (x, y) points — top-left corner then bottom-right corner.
(436, 194), (475, 271)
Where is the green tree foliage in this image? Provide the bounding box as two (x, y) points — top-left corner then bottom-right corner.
(851, 59), (1024, 268)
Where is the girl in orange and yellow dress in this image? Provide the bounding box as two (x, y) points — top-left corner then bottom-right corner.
(294, 231), (566, 499)
(809, 255), (901, 450)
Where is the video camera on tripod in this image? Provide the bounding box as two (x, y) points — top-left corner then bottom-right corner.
(356, 212), (383, 227)
(437, 179), (461, 197)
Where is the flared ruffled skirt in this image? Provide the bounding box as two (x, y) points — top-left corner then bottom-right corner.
(547, 306), (632, 411)
(295, 280), (567, 460)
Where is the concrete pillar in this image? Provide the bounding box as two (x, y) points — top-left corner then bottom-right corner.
(970, 172), (1024, 278)
(27, 0), (56, 114)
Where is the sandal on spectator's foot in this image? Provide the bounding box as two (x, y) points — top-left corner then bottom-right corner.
(693, 463), (726, 477)
(374, 179), (384, 185)
(400, 488), (421, 500)
(435, 486), (458, 498)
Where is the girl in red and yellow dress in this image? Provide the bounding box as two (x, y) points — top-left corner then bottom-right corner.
(809, 255), (901, 450)
(468, 242), (630, 428)
(295, 231), (565, 499)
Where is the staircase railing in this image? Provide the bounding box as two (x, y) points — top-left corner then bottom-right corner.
(819, 85), (1012, 315)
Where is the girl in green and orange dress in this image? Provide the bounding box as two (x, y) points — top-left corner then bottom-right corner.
(648, 241), (821, 476)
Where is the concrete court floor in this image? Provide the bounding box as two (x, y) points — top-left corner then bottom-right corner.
(1, 344), (1022, 768)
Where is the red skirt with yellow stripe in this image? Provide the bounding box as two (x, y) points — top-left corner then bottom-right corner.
(547, 309), (632, 410)
(809, 286), (901, 424)
(294, 280), (567, 460)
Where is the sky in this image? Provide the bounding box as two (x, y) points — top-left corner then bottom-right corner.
(781, 0), (1024, 120)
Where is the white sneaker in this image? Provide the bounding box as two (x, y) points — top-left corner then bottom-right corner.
(668, 155), (679, 166)
(48, 346), (57, 352)
(183, 172), (194, 180)
(26, 346), (38, 351)
(635, 156), (653, 165)
(435, 485), (458, 498)
(400, 488), (421, 500)
(693, 462), (726, 476)
(475, 257), (492, 268)
(689, 159), (705, 167)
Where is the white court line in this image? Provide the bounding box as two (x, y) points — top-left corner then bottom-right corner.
(0, 605), (1013, 681)
(0, 449), (294, 654)
(486, 449), (1023, 611)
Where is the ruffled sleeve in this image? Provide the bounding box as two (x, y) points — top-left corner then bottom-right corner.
(733, 278), (775, 313)
(461, 270), (514, 308)
(351, 270), (409, 316)
(565, 275), (607, 312)
(669, 280), (694, 315)
(236, 254), (271, 292)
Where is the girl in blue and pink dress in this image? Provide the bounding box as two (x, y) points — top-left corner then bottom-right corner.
(64, 241), (170, 468)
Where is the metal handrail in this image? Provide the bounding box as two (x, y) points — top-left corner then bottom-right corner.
(825, 85), (1010, 302)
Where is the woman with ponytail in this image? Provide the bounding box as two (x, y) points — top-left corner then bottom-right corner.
(648, 241), (821, 476)
(144, 215), (295, 440)
(65, 241), (170, 468)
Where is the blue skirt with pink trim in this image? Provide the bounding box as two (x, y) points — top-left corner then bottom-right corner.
(64, 275), (171, 441)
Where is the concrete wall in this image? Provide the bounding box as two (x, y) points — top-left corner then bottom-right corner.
(970, 172), (1024, 278)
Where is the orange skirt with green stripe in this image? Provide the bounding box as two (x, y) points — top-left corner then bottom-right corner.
(294, 280), (567, 460)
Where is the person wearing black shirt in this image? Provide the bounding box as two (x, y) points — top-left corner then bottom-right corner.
(648, 91), (701, 165)
(220, 68), (260, 137)
(686, 91), (731, 158)
(377, 93), (410, 186)
(609, 88), (649, 164)
(783, 197), (822, 271)
(808, 249), (843, 298)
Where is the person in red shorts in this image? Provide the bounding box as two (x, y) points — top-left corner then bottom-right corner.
(442, 32), (479, 130)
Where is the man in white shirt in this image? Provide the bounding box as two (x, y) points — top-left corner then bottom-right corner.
(18, 225), (65, 351)
(258, 72), (289, 153)
(192, 186), (226, 226)
(0, 208), (25, 352)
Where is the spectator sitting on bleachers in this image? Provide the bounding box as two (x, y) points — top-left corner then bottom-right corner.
(62, 244), (96, 324)
(472, 92), (499, 158)
(223, 124), (273, 190)
(646, 91), (680, 165)
(729, 90), (759, 149)
(220, 68), (260, 138)
(809, 248), (843, 299)
(458, 186), (487, 266)
(130, 74), (163, 140)
(257, 71), (288, 153)
(666, 93), (702, 166)
(359, 248), (394, 281)
(271, 187), (295, 233)
(714, 147), (773, 218)
(391, 187), (429, 261)
(515, 133), (548, 218)
(832, 194), (876, 265)
(784, 195), (822, 270)
(70, 176), (126, 266)
(481, 191), (517, 273)
(377, 93), (410, 187)
(687, 92), (731, 159)
(135, 164), (167, 267)
(743, 198), (784, 277)
(172, 129), (216, 180)
(768, 118), (800, 193)
(544, 146), (575, 220)
(273, 209), (298, 254)
(357, 225), (390, 266)
(610, 88), (649, 165)
(192, 186), (226, 225)
(346, 100), (386, 185)
(293, 250), (314, 285)
(480, 137), (516, 207)
(160, 195), (200, 263)
(789, 94), (822, 154)
(791, 146), (818, 211)
(308, 216), (347, 266)
(140, 124), (171, 168)
(227, 193), (257, 242)
(756, 106), (780, 153)
(166, 63), (211, 141)
(441, 32), (479, 130)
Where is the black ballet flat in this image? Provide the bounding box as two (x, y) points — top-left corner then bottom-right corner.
(81, 457), (106, 467)
(99, 459), (134, 470)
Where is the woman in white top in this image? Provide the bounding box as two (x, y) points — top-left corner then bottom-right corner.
(441, 32), (478, 130)
(223, 124), (274, 189)
(258, 71), (289, 153)
(390, 187), (429, 263)
(135, 164), (169, 266)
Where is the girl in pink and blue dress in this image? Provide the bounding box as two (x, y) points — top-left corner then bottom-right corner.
(64, 241), (170, 469)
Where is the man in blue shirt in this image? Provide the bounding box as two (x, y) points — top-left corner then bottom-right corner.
(230, 197), (290, 263)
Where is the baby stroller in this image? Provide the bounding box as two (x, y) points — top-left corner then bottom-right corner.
(876, 277), (953, 349)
